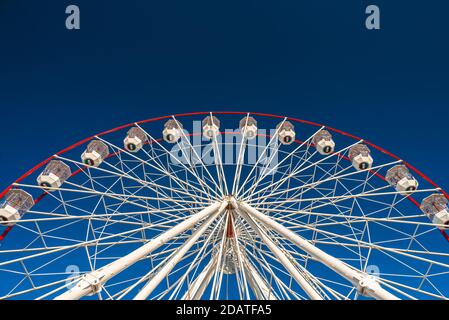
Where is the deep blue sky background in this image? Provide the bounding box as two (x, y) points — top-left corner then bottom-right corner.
(0, 0), (448, 193)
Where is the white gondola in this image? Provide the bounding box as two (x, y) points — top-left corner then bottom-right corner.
(349, 144), (373, 171)
(124, 127), (148, 152)
(0, 190), (34, 226)
(239, 116), (258, 140)
(162, 119), (183, 143)
(202, 116), (220, 140)
(81, 140), (109, 167)
(37, 160), (71, 191)
(276, 121), (295, 145)
(313, 130), (335, 155)
(420, 194), (449, 229)
(385, 165), (419, 195)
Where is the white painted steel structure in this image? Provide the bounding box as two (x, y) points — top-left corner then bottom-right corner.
(0, 112), (449, 300)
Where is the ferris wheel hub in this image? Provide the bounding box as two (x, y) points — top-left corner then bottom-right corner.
(225, 196), (238, 210)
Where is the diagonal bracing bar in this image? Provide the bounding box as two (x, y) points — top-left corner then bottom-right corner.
(242, 255), (278, 300)
(237, 201), (399, 300)
(134, 202), (227, 300)
(182, 255), (218, 300)
(238, 208), (323, 300)
(55, 201), (225, 300)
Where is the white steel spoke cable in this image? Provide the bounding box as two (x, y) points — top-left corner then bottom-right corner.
(265, 195), (430, 242)
(265, 177), (393, 251)
(0, 217), (187, 269)
(248, 187), (439, 207)
(54, 201), (224, 300)
(209, 112), (230, 195)
(251, 128), (319, 190)
(100, 152), (210, 205)
(13, 183), (203, 208)
(1, 265), (82, 300)
(93, 136), (215, 203)
(242, 255), (278, 300)
(231, 113), (250, 196)
(114, 235), (216, 300)
(262, 169), (389, 221)
(240, 142), (318, 201)
(242, 140), (363, 202)
(134, 202), (227, 300)
(252, 146), (341, 202)
(136, 139), (214, 202)
(238, 207), (323, 300)
(272, 210), (448, 231)
(169, 214), (227, 300)
(181, 257), (217, 300)
(78, 165), (148, 267)
(172, 115), (224, 197)
(179, 217), (228, 300)
(133, 123), (221, 200)
(246, 226), (325, 296)
(241, 239), (301, 300)
(247, 159), (403, 204)
(234, 117), (288, 197)
(0, 204), (214, 288)
(209, 212), (230, 300)
(253, 144), (338, 203)
(95, 161), (204, 222)
(238, 200), (400, 300)
(288, 223), (449, 270)
(94, 136), (216, 203)
(239, 126), (323, 199)
(245, 148), (358, 205)
(11, 183), (201, 248)
(250, 163), (363, 212)
(228, 211), (251, 299)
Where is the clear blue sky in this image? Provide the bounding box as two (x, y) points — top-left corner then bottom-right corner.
(0, 0), (448, 192)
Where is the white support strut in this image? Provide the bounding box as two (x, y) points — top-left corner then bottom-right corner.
(134, 201), (227, 300)
(55, 201), (224, 300)
(239, 208), (323, 300)
(182, 256), (218, 300)
(243, 256), (278, 300)
(238, 201), (399, 300)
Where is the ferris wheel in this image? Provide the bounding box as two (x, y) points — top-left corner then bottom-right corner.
(1, 111), (449, 300)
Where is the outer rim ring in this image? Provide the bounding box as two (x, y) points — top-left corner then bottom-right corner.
(1, 111), (448, 242)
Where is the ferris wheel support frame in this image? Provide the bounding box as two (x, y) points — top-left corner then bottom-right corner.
(134, 204), (226, 300)
(1, 111), (448, 300)
(238, 207), (323, 300)
(243, 257), (278, 300)
(55, 201), (226, 300)
(237, 200), (400, 300)
(182, 255), (218, 300)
